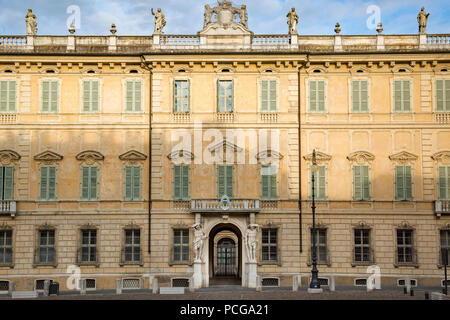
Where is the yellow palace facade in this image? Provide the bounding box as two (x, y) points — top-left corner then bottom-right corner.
(0, 2), (449, 292)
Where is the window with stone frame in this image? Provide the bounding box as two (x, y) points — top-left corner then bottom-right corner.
(39, 166), (56, 201)
(395, 165), (413, 201)
(217, 80), (233, 112)
(81, 166), (98, 201)
(436, 79), (450, 112)
(37, 229), (55, 265)
(310, 228), (328, 265)
(308, 80), (326, 113)
(173, 165), (190, 201)
(123, 229), (141, 264)
(80, 229), (97, 264)
(82, 80), (99, 113)
(396, 229), (416, 265)
(352, 80), (369, 113)
(125, 80), (142, 112)
(41, 80), (58, 113)
(438, 166), (450, 200)
(172, 229), (189, 263)
(124, 166), (141, 201)
(261, 165), (277, 200)
(0, 166), (14, 200)
(393, 80), (411, 112)
(440, 230), (450, 266)
(0, 80), (16, 113)
(0, 230), (12, 265)
(353, 229), (372, 265)
(353, 165), (370, 201)
(261, 228), (278, 262)
(173, 80), (190, 113)
(261, 79), (277, 112)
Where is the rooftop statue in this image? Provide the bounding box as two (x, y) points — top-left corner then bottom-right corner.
(151, 8), (166, 34)
(417, 7), (430, 34)
(238, 5), (248, 28)
(25, 9), (37, 35)
(204, 4), (214, 28)
(287, 7), (298, 35)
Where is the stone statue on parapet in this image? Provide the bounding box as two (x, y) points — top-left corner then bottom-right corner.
(151, 8), (166, 34)
(287, 7), (298, 35)
(238, 5), (248, 28)
(417, 7), (430, 34)
(204, 4), (214, 28)
(25, 9), (37, 35)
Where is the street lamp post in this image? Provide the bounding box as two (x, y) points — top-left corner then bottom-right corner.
(309, 149), (321, 291)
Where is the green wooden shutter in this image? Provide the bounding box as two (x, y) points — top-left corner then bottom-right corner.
(395, 166), (403, 200)
(81, 167), (90, 200)
(352, 81), (359, 112)
(125, 166), (132, 200)
(40, 167), (48, 200)
(405, 166), (412, 200)
(310, 81), (317, 112)
(270, 171), (277, 199)
(50, 81), (58, 113)
(83, 81), (90, 112)
(133, 166), (141, 200)
(318, 166), (326, 199)
(227, 166), (234, 197)
(269, 80), (277, 111)
(173, 81), (179, 112)
(3, 167), (13, 200)
(354, 166), (361, 200)
(174, 166), (181, 200)
(439, 166), (449, 200)
(185, 80), (190, 112)
(126, 81), (133, 112)
(360, 81), (368, 112)
(90, 167), (98, 200)
(218, 166), (225, 198)
(0, 81), (7, 112)
(0, 167), (3, 199)
(135, 81), (142, 112)
(446, 80), (450, 111)
(362, 166), (369, 200)
(403, 81), (411, 112)
(394, 81), (402, 112)
(42, 81), (50, 112)
(436, 80), (450, 112)
(230, 80), (234, 112)
(182, 165), (189, 200)
(91, 81), (99, 112)
(7, 81), (16, 112)
(48, 166), (56, 200)
(261, 80), (268, 112)
(261, 167), (269, 199)
(318, 81), (325, 112)
(217, 80), (223, 112)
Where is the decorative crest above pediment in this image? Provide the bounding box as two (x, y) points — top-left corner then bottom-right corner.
(119, 150), (147, 161)
(389, 151), (418, 164)
(347, 151), (375, 164)
(0, 150), (21, 166)
(76, 150), (104, 165)
(256, 149), (284, 165)
(200, 1), (252, 35)
(303, 151), (331, 164)
(34, 150), (63, 163)
(431, 151), (450, 164)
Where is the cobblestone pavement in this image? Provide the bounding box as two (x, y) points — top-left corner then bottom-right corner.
(1, 289), (441, 300)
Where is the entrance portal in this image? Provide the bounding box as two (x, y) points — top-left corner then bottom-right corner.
(215, 238), (237, 276)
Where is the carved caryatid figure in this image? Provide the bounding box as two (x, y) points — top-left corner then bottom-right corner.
(204, 4), (214, 28)
(193, 223), (206, 262)
(25, 9), (37, 35)
(238, 5), (248, 28)
(417, 7), (430, 34)
(287, 7), (299, 35)
(151, 8), (166, 34)
(245, 224), (258, 263)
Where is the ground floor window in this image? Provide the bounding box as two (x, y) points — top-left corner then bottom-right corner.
(173, 229), (189, 262)
(0, 230), (12, 265)
(261, 228), (278, 262)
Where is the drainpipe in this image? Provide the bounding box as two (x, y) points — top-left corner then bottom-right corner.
(298, 54), (310, 253)
(141, 55), (152, 254)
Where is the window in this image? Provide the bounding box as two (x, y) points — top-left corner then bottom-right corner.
(82, 80), (99, 113)
(309, 80), (325, 113)
(125, 80), (141, 112)
(396, 229), (414, 264)
(438, 166), (450, 200)
(310, 166), (326, 200)
(436, 79), (450, 112)
(38, 230), (55, 264)
(173, 80), (189, 113)
(40, 166), (56, 201)
(81, 166), (98, 201)
(261, 165), (277, 200)
(173, 229), (189, 262)
(0, 80), (16, 113)
(352, 80), (369, 113)
(124, 229), (141, 263)
(395, 166), (412, 200)
(354, 229), (371, 264)
(0, 230), (12, 265)
(261, 228), (278, 262)
(261, 80), (277, 112)
(218, 165), (233, 198)
(310, 228), (328, 264)
(393, 80), (411, 112)
(41, 80), (58, 113)
(440, 230), (450, 266)
(217, 80), (233, 112)
(80, 229), (97, 264)
(173, 165), (189, 200)
(353, 165), (370, 201)
(124, 166), (141, 201)
(0, 167), (14, 200)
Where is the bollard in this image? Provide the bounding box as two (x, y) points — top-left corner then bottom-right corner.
(292, 275), (298, 292)
(8, 282), (15, 297)
(329, 276), (335, 292)
(152, 277), (159, 294)
(256, 275), (262, 292)
(425, 291), (429, 300)
(116, 279), (122, 295)
(43, 280), (51, 297)
(79, 278), (86, 295)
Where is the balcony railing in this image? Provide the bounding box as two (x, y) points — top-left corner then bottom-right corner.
(191, 199), (260, 213)
(435, 113), (450, 124)
(435, 200), (450, 217)
(0, 114), (17, 124)
(216, 112), (235, 122)
(0, 201), (16, 218)
(172, 112), (191, 123)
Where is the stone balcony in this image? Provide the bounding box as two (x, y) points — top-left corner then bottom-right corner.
(0, 201), (16, 218)
(435, 200), (450, 217)
(191, 198), (260, 213)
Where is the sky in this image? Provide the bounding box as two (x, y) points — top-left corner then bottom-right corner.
(0, 0), (448, 36)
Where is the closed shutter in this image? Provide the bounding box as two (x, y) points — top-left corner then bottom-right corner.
(394, 80), (411, 112)
(174, 166), (181, 200)
(0, 81), (7, 112)
(9, 81), (16, 112)
(317, 166), (326, 199)
(81, 167), (90, 200)
(352, 80), (369, 112)
(91, 81), (99, 112)
(261, 80), (268, 112)
(360, 80), (368, 112)
(133, 166), (141, 200)
(184, 80), (190, 112)
(261, 167), (269, 199)
(394, 80), (402, 112)
(362, 165), (369, 200)
(217, 80), (223, 112)
(83, 81), (90, 112)
(3, 167), (13, 200)
(270, 172), (277, 199)
(48, 166), (56, 200)
(0, 167), (3, 199)
(404, 166), (412, 200)
(226, 165), (233, 197)
(134, 81), (142, 112)
(218, 166), (225, 198)
(354, 166), (361, 200)
(395, 166), (404, 200)
(50, 81), (58, 113)
(125, 166), (133, 200)
(269, 80), (277, 111)
(40, 166), (48, 200)
(126, 81), (133, 112)
(90, 167), (98, 200)
(42, 81), (50, 112)
(309, 81), (317, 112)
(0, 81), (16, 113)
(182, 165), (189, 200)
(317, 81), (325, 112)
(436, 80), (450, 112)
(439, 166), (449, 200)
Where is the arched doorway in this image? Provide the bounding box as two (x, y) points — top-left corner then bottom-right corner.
(209, 223), (242, 286)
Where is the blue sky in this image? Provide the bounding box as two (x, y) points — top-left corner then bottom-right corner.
(0, 0), (448, 35)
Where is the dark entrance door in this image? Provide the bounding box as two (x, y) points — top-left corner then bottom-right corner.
(215, 238), (237, 276)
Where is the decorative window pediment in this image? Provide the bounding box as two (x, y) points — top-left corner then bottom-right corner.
(347, 151), (375, 164)
(76, 150), (104, 165)
(0, 150), (21, 166)
(389, 151), (418, 165)
(34, 150), (63, 165)
(256, 149), (283, 165)
(303, 151), (331, 165)
(208, 139), (243, 153)
(431, 151), (450, 164)
(119, 150), (147, 161)
(167, 149), (194, 165)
